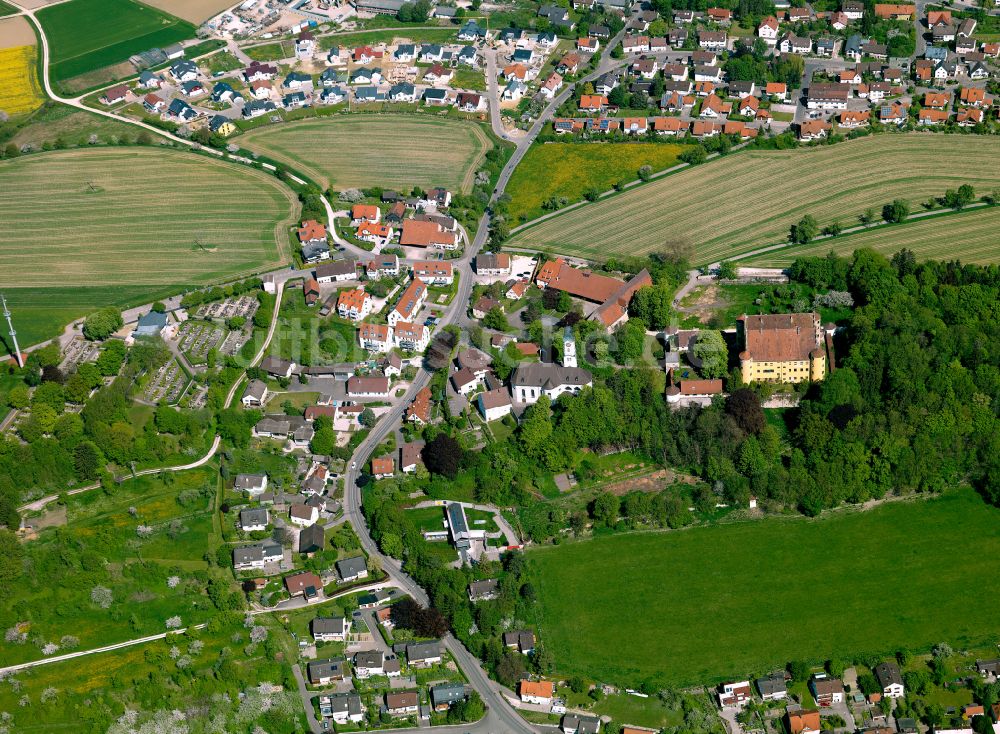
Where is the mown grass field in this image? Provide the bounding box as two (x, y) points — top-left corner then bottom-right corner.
(0, 148), (297, 346)
(240, 115), (492, 193)
(37, 0), (194, 83)
(507, 142), (685, 223)
(529, 490), (1000, 687)
(743, 205), (1000, 267)
(0, 45), (43, 116)
(509, 135), (1000, 266)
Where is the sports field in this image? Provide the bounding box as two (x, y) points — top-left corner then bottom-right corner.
(508, 135), (1000, 266)
(240, 115), (492, 193)
(529, 490), (1000, 687)
(36, 0), (195, 84)
(0, 148), (297, 346)
(506, 142), (685, 223)
(743, 205), (1000, 267)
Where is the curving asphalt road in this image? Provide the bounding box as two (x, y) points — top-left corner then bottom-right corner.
(6, 11), (637, 731)
(330, 24), (641, 734)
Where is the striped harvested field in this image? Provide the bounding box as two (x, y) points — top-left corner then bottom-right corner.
(743, 205), (1000, 267)
(240, 115), (492, 193)
(509, 135), (1000, 266)
(0, 45), (43, 116)
(0, 148), (298, 288)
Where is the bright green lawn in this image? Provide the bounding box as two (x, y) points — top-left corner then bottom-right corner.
(530, 490), (1000, 687)
(37, 0), (195, 83)
(592, 692), (685, 729)
(507, 143), (685, 223)
(0, 285), (166, 351)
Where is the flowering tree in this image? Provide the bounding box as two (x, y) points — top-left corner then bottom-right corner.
(90, 586), (113, 609)
(165, 616), (182, 629)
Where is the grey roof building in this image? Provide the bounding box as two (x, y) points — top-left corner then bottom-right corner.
(321, 692), (363, 719)
(511, 363), (592, 391)
(307, 657), (347, 683)
(756, 671), (788, 700)
(503, 630), (535, 653)
(430, 682), (467, 708)
(234, 473), (268, 493)
(239, 507), (269, 529)
(874, 661), (903, 690)
(311, 616), (347, 639)
(406, 640), (442, 664)
(336, 555), (368, 581)
(562, 714), (601, 733)
(260, 355), (295, 376)
(468, 578), (499, 601)
(134, 310), (167, 337)
(354, 649), (383, 668)
(299, 523), (325, 554)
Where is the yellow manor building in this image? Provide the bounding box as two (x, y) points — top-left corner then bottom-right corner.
(738, 313), (826, 384)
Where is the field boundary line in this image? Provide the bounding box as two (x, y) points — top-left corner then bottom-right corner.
(731, 200), (996, 266)
(509, 144), (750, 237)
(507, 134), (1000, 264)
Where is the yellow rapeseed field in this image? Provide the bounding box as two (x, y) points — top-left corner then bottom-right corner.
(0, 45), (43, 117)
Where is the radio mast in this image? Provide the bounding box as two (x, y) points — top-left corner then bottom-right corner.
(1, 294), (23, 368)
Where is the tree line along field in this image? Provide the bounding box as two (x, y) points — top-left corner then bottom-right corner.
(0, 148), (298, 347)
(240, 115), (493, 194)
(36, 0), (195, 85)
(508, 135), (1000, 266)
(505, 143), (686, 223)
(743, 205), (1000, 267)
(528, 490), (1000, 688)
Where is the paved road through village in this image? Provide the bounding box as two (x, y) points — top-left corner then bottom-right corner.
(2, 8), (641, 730)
